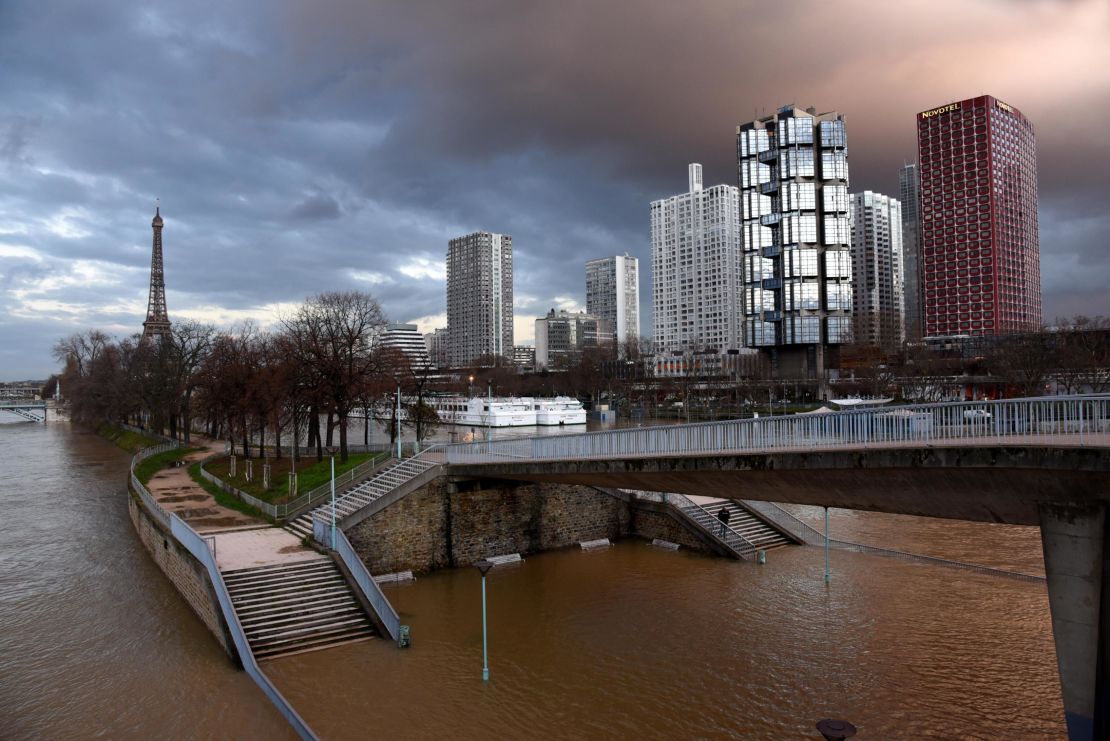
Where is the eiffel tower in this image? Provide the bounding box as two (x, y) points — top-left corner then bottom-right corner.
(141, 204), (172, 344)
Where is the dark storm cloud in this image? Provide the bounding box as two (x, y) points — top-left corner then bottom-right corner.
(1, 0), (1108, 378)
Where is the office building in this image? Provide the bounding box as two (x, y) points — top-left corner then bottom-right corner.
(534, 309), (604, 370)
(424, 328), (449, 368)
(512, 345), (536, 369)
(849, 191), (905, 351)
(585, 254), (640, 348)
(737, 105), (853, 379)
(651, 164), (743, 355)
(916, 95), (1041, 337)
(899, 164), (923, 340)
(446, 231), (513, 366)
(381, 323), (431, 368)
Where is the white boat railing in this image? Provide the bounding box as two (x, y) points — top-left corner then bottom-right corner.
(443, 395), (1110, 464)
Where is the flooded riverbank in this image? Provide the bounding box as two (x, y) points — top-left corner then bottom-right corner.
(1, 421), (1063, 739)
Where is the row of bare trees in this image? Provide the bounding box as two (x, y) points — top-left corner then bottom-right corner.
(54, 291), (433, 463)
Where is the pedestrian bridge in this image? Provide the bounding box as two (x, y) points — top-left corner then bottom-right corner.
(440, 395), (1110, 741)
(0, 400), (47, 423)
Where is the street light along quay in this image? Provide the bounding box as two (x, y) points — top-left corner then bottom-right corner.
(475, 559), (494, 682)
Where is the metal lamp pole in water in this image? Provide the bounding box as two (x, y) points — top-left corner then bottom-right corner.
(475, 559), (493, 681)
(824, 506), (830, 584)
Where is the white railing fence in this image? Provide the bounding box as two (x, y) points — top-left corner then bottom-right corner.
(128, 439), (318, 740)
(170, 516), (318, 740)
(443, 395), (1110, 464)
(129, 441), (180, 529)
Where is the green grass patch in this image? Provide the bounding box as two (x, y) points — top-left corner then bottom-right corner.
(187, 462), (269, 521)
(134, 447), (200, 485)
(98, 423), (161, 453)
(204, 451), (385, 505)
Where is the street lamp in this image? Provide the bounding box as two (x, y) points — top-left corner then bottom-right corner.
(474, 559), (494, 681)
(487, 382), (493, 443)
(816, 719), (857, 740)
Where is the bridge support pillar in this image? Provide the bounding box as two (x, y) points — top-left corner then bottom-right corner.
(1039, 502), (1109, 741)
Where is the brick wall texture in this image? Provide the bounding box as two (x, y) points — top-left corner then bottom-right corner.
(347, 478), (714, 575)
(128, 495), (232, 657)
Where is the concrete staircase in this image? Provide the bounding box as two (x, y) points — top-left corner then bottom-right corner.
(222, 559), (376, 660)
(698, 500), (795, 553)
(284, 456), (441, 540)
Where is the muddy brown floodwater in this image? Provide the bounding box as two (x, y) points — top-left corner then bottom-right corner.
(2, 421), (1064, 739)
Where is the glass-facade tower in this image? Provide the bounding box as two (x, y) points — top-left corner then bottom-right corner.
(899, 164), (922, 340)
(736, 105), (852, 379)
(916, 95), (1041, 337)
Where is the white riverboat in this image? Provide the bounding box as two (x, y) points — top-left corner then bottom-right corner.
(531, 397), (587, 426)
(427, 396), (537, 427)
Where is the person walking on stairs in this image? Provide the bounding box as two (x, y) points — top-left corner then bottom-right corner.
(717, 506), (731, 538)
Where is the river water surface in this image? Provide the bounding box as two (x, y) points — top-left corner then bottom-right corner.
(1, 421), (1064, 739)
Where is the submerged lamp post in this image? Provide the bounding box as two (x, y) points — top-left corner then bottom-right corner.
(824, 506), (830, 584)
(475, 559), (493, 681)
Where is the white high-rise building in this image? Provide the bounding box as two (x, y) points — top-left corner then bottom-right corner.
(651, 164), (743, 354)
(849, 191), (905, 350)
(446, 231), (513, 367)
(381, 323), (431, 368)
(585, 254), (640, 348)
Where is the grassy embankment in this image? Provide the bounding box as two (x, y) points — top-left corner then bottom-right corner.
(97, 423), (161, 453)
(186, 463), (269, 520)
(204, 451), (385, 505)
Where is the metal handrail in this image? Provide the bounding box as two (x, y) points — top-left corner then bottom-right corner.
(308, 445), (445, 532)
(328, 527), (401, 643)
(170, 516), (318, 740)
(129, 440), (181, 529)
(443, 395), (1110, 464)
(128, 439), (316, 739)
(284, 452), (390, 517)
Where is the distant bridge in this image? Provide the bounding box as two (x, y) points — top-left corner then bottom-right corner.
(0, 401), (46, 423)
(442, 395), (1110, 741)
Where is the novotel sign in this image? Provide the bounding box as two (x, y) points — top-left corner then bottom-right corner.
(920, 103), (960, 119)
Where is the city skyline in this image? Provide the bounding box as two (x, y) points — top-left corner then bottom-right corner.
(2, 1), (1109, 377)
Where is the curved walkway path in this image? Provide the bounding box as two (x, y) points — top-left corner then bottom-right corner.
(143, 437), (322, 571)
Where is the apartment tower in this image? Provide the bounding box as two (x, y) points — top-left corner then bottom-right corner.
(446, 232), (513, 366)
(916, 95), (1041, 337)
(737, 105), (853, 379)
(585, 254), (641, 348)
(849, 191), (905, 351)
(650, 164), (743, 355)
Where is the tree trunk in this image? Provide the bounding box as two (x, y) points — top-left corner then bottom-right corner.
(326, 410), (335, 447)
(364, 409), (369, 446)
(182, 391), (192, 445)
(339, 413), (349, 463)
(258, 419), (265, 459)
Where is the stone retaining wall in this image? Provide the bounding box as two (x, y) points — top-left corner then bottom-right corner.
(347, 477), (712, 574)
(629, 506), (718, 554)
(127, 493), (235, 659)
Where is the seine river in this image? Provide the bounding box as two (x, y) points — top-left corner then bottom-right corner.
(0, 421), (1064, 739)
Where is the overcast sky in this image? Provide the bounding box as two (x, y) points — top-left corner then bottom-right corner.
(2, 0), (1108, 379)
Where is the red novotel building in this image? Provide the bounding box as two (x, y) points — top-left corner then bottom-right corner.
(916, 94), (1041, 338)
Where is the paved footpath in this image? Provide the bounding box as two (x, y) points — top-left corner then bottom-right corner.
(144, 438), (322, 568)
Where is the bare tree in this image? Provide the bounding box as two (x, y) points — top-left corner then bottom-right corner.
(283, 291), (388, 462)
